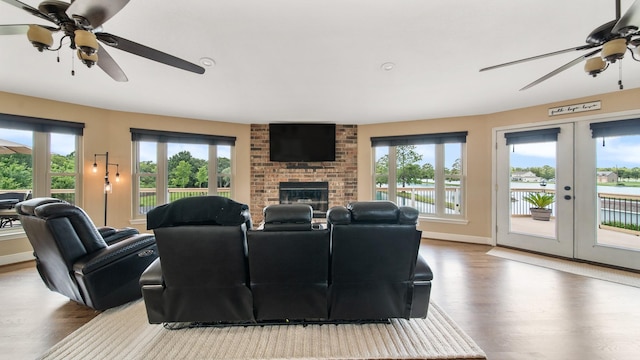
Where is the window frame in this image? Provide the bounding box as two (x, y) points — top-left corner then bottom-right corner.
(0, 114), (83, 234)
(371, 132), (467, 220)
(130, 129), (235, 220)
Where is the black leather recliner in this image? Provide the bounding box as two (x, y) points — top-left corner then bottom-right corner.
(247, 204), (330, 321)
(140, 196), (255, 324)
(327, 201), (433, 320)
(17, 197), (158, 310)
(139, 198), (432, 325)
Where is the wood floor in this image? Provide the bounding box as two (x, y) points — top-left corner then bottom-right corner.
(1, 240), (639, 359)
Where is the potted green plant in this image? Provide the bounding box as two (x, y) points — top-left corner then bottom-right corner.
(522, 192), (554, 221)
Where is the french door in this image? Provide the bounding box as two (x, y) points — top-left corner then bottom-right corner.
(496, 123), (575, 258)
(496, 117), (640, 271)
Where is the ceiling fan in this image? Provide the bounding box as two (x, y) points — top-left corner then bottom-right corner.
(480, 0), (640, 91)
(0, 0), (205, 81)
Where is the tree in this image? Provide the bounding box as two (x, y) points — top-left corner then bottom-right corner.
(50, 153), (76, 190)
(169, 161), (192, 188)
(398, 163), (423, 187)
(195, 165), (208, 188)
(375, 155), (389, 186)
(217, 157), (231, 187)
(0, 154), (32, 189)
(396, 145), (423, 187)
(540, 165), (555, 181)
(139, 161), (157, 188)
(421, 163), (434, 182)
(448, 158), (461, 181)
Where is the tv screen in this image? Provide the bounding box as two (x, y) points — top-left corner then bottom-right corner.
(269, 123), (336, 162)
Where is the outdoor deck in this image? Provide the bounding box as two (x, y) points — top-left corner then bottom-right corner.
(510, 216), (640, 250)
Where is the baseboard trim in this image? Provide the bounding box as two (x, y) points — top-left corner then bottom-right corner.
(0, 251), (34, 266)
(421, 231), (492, 245)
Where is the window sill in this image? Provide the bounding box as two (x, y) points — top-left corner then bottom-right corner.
(129, 218), (146, 226)
(0, 228), (27, 242)
(418, 216), (469, 225)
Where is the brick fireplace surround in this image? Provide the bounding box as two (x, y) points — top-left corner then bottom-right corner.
(249, 124), (358, 223)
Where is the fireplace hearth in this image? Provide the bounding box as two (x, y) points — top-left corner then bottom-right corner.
(279, 182), (329, 218)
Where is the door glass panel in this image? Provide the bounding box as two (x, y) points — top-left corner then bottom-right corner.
(595, 134), (640, 250)
(509, 141), (557, 239)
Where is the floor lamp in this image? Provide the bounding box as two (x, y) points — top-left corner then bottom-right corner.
(92, 152), (119, 225)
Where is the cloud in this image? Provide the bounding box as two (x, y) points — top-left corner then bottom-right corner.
(597, 137), (640, 166)
(511, 142), (556, 159)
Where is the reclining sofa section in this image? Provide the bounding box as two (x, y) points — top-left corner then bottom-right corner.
(140, 196), (433, 325)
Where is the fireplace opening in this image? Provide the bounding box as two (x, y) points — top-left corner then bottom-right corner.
(279, 182), (329, 218)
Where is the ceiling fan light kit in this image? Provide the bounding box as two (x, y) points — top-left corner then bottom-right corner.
(480, 0), (640, 90)
(584, 57), (607, 76)
(602, 38), (628, 62)
(27, 24), (53, 51)
(1, 0), (205, 81)
(74, 29), (98, 56)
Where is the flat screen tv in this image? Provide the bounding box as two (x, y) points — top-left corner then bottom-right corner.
(269, 123), (336, 162)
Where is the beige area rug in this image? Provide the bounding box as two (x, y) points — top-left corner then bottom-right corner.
(488, 247), (640, 288)
(39, 300), (485, 360)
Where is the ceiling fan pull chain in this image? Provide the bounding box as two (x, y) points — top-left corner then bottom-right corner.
(71, 50), (75, 77)
(618, 61), (623, 90)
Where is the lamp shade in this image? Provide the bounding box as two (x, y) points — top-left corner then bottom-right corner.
(601, 38), (627, 62)
(74, 30), (98, 55)
(584, 57), (606, 76)
(27, 25), (53, 51)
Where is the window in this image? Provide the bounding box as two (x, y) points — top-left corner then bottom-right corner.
(131, 128), (235, 219)
(0, 113), (83, 230)
(372, 132), (467, 218)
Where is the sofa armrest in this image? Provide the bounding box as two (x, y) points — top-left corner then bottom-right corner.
(97, 226), (117, 238)
(73, 234), (156, 275)
(414, 254), (434, 282)
(139, 258), (164, 287)
(98, 227), (140, 244)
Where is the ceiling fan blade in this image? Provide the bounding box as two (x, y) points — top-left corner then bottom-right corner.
(612, 0), (640, 35)
(95, 32), (205, 74)
(0, 24), (28, 35)
(480, 45), (597, 72)
(0, 0), (53, 22)
(97, 44), (128, 82)
(519, 48), (602, 91)
(0, 24), (57, 35)
(66, 0), (130, 29)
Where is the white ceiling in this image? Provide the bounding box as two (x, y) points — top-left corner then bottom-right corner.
(1, 0), (639, 125)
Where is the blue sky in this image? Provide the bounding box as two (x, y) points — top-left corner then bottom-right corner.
(510, 136), (640, 168)
(3, 129), (638, 168)
(1, 130), (231, 160)
(375, 144), (461, 169)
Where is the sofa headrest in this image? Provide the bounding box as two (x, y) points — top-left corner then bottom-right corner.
(348, 201), (399, 223)
(147, 196), (251, 229)
(327, 201), (419, 225)
(16, 197), (66, 216)
(326, 206), (351, 225)
(263, 204), (312, 231)
(398, 206), (420, 225)
(33, 202), (86, 220)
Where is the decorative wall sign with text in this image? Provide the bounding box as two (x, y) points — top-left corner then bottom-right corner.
(548, 101), (601, 116)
